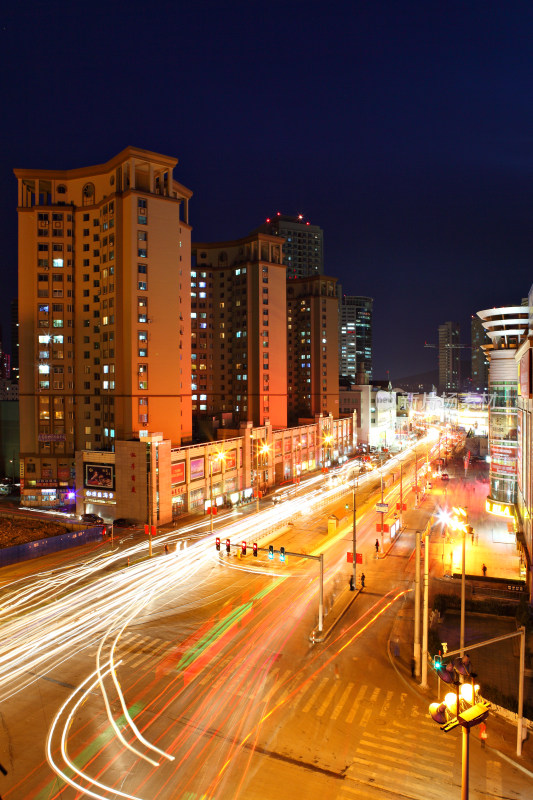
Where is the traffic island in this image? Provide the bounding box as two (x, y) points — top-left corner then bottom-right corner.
(310, 584), (361, 644)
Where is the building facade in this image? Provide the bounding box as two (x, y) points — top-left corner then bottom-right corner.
(192, 233), (287, 431)
(438, 321), (461, 393)
(255, 213), (323, 280)
(477, 305), (528, 515)
(471, 316), (489, 393)
(15, 147), (193, 507)
(287, 276), (339, 425)
(338, 294), (373, 380)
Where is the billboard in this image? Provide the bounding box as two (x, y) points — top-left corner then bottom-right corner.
(84, 463), (115, 490)
(171, 462), (186, 485)
(519, 350), (531, 398)
(190, 457), (205, 481)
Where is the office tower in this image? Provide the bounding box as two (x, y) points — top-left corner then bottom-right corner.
(192, 232), (287, 429)
(287, 275), (339, 425)
(338, 293), (373, 381)
(471, 316), (489, 393)
(438, 321), (461, 393)
(255, 213), (323, 279)
(15, 146), (192, 506)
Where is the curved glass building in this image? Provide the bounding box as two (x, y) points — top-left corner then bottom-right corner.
(477, 305), (529, 511)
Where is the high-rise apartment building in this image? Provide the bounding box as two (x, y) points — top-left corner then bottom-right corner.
(438, 321), (461, 393)
(15, 146), (193, 506)
(471, 315), (489, 393)
(192, 233), (287, 430)
(287, 275), (339, 425)
(255, 213), (323, 279)
(338, 293), (373, 380)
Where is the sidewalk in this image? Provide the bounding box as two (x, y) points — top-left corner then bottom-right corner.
(386, 455), (533, 777)
(388, 592), (533, 776)
(310, 584), (361, 643)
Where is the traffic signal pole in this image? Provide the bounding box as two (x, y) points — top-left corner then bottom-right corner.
(421, 521), (430, 688)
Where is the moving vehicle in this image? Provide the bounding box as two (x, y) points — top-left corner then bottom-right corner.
(80, 512), (104, 524)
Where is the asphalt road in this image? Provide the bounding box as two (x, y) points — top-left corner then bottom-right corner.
(2, 433), (530, 799)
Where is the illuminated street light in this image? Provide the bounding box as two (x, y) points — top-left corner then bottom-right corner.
(255, 441), (270, 512)
(209, 449), (226, 534)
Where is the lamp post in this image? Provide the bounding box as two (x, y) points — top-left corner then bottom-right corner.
(256, 441), (270, 512)
(351, 468), (358, 589)
(323, 433), (333, 470)
(209, 450), (226, 534)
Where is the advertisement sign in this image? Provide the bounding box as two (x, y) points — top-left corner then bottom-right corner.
(190, 457), (205, 481)
(84, 464), (115, 490)
(225, 449), (237, 470)
(57, 466), (70, 481)
(486, 499), (516, 519)
(171, 462), (186, 485)
(519, 351), (531, 398)
(275, 439), (282, 456)
(284, 438), (291, 453)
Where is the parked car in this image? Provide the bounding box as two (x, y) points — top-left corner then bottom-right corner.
(112, 518), (135, 528)
(441, 473), (449, 481)
(80, 512), (104, 524)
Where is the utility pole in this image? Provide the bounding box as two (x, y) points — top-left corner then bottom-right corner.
(400, 461), (403, 528)
(351, 470), (357, 589)
(414, 528), (421, 677)
(421, 521), (430, 687)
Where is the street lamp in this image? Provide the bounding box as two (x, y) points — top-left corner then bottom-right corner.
(255, 441), (270, 512)
(351, 468), (359, 589)
(430, 657), (489, 800)
(209, 450), (226, 534)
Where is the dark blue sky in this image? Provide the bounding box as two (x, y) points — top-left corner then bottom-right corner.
(1, 0), (532, 378)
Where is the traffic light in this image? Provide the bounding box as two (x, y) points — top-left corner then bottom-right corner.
(280, 546), (286, 563)
(433, 658), (454, 683)
(466, 524), (474, 538)
(226, 538), (231, 554)
(253, 542), (258, 557)
(268, 545), (274, 559)
(215, 537), (220, 551)
(241, 541), (247, 556)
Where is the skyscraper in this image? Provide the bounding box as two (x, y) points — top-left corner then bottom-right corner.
(338, 294), (373, 380)
(287, 275), (339, 425)
(15, 146), (192, 507)
(438, 321), (461, 393)
(471, 316), (489, 393)
(255, 213), (323, 279)
(192, 232), (287, 430)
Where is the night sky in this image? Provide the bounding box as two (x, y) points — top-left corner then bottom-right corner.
(1, 0), (532, 379)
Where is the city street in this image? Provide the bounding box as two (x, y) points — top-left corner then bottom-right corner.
(0, 440), (531, 800)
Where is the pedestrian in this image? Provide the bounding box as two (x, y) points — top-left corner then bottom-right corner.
(164, 544), (169, 554)
(361, 572), (365, 588)
(411, 657), (416, 678)
(393, 637), (400, 658)
(482, 563), (487, 577)
(375, 538), (379, 553)
(349, 575), (355, 591)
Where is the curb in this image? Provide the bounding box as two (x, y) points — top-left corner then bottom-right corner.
(310, 587), (361, 644)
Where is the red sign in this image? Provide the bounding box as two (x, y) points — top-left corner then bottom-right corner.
(396, 502), (407, 510)
(347, 552), (363, 564)
(225, 449), (237, 470)
(171, 461), (185, 485)
(520, 350), (531, 398)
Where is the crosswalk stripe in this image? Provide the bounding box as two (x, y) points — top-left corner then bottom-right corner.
(378, 689), (394, 717)
(331, 682), (354, 721)
(302, 677), (329, 713)
(354, 747), (452, 778)
(345, 684), (367, 723)
(362, 731), (454, 761)
(359, 707), (372, 728)
(316, 682), (338, 717)
(269, 669), (293, 705)
(260, 668), (281, 705)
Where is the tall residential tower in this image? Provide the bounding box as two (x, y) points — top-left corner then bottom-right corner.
(15, 146), (193, 507)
